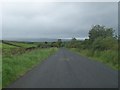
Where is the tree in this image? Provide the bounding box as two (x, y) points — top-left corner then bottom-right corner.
(45, 42), (48, 44)
(44, 41), (48, 48)
(51, 42), (57, 47)
(69, 37), (78, 48)
(92, 36), (117, 51)
(89, 25), (114, 41)
(72, 37), (76, 41)
(57, 39), (62, 47)
(81, 39), (92, 49)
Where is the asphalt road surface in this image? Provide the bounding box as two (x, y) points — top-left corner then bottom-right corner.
(7, 48), (118, 88)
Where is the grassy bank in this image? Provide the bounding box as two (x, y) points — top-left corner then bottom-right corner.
(0, 43), (2, 89)
(2, 48), (58, 87)
(0, 55), (2, 89)
(70, 48), (118, 70)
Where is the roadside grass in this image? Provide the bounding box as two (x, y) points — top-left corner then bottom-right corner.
(0, 42), (2, 89)
(2, 48), (58, 87)
(0, 54), (2, 89)
(0, 43), (2, 49)
(70, 48), (118, 70)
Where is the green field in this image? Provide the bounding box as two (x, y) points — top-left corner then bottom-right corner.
(7, 42), (38, 48)
(2, 41), (38, 57)
(2, 41), (58, 87)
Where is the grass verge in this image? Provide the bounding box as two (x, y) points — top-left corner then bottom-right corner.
(70, 48), (118, 70)
(0, 54), (2, 89)
(2, 48), (58, 87)
(0, 42), (2, 89)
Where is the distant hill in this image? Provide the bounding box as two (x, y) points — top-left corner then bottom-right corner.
(2, 38), (71, 42)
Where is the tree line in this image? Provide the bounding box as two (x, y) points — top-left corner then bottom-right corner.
(66, 25), (118, 50)
(38, 25), (118, 51)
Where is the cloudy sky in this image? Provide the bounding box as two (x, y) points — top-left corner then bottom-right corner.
(1, 1), (118, 40)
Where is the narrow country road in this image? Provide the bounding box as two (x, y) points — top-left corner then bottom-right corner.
(7, 48), (118, 88)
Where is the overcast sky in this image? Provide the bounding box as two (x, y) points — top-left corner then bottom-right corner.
(1, 2), (118, 40)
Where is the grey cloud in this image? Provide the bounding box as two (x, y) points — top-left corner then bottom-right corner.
(2, 2), (118, 39)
